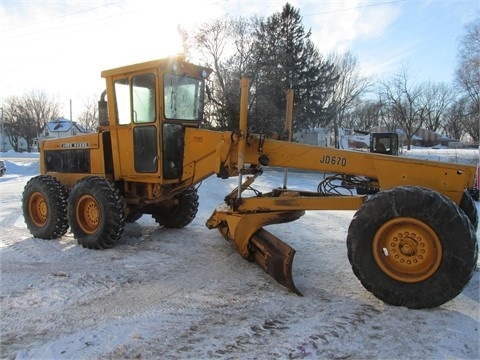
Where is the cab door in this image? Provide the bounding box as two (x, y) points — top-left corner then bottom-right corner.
(114, 73), (159, 177)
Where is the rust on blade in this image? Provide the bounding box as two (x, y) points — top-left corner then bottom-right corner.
(250, 228), (302, 296)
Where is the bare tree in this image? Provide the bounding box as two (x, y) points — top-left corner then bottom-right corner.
(443, 97), (468, 141)
(77, 94), (99, 132)
(348, 99), (384, 131)
(23, 90), (61, 133)
(463, 100), (480, 144)
(419, 81), (455, 133)
(2, 91), (60, 152)
(454, 17), (480, 144)
(2, 98), (24, 151)
(181, 16), (257, 130)
(379, 68), (424, 150)
(455, 17), (480, 105)
(329, 51), (371, 147)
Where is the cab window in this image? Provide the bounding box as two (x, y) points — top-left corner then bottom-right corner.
(164, 74), (204, 121)
(133, 73), (156, 123)
(114, 73), (156, 125)
(114, 78), (130, 125)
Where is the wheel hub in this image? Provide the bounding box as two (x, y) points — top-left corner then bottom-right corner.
(29, 192), (48, 227)
(373, 217), (442, 283)
(398, 236), (418, 256)
(76, 195), (101, 234)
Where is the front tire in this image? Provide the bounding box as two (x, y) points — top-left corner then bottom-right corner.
(347, 186), (478, 309)
(22, 175), (69, 239)
(68, 176), (125, 249)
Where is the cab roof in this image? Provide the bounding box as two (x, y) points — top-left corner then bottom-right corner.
(101, 55), (211, 78)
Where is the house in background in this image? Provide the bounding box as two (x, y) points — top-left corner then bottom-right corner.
(293, 128), (331, 147)
(0, 130), (28, 152)
(33, 117), (88, 150)
(39, 117), (87, 139)
(294, 126), (466, 150)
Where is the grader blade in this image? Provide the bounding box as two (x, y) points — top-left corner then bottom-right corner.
(250, 228), (302, 296)
(206, 208), (304, 295)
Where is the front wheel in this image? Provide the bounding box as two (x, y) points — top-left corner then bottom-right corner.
(347, 186), (478, 309)
(68, 176), (125, 249)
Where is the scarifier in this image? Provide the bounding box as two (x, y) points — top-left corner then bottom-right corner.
(22, 56), (478, 309)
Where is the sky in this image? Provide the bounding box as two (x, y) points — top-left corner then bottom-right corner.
(1, 0), (479, 120)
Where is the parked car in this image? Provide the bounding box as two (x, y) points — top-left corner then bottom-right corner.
(0, 160), (6, 177)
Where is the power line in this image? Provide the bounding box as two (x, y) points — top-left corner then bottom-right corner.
(2, 0), (124, 33)
(303, 0), (407, 17)
(1, 1), (128, 45)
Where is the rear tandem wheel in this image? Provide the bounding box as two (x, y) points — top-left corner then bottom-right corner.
(152, 187), (199, 228)
(67, 176), (125, 249)
(347, 186), (478, 309)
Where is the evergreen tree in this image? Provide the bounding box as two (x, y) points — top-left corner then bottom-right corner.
(250, 3), (337, 135)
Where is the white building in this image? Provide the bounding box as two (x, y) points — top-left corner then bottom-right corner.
(38, 117), (87, 140)
(32, 118), (88, 150)
(0, 130), (28, 152)
(293, 128), (331, 147)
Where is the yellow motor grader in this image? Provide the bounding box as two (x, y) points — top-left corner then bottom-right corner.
(22, 56), (478, 309)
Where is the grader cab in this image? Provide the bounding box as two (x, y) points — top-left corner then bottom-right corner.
(23, 56), (478, 309)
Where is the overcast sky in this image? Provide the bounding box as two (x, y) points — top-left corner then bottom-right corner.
(1, 0), (478, 119)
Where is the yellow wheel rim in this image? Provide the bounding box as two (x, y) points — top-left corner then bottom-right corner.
(76, 195), (101, 234)
(373, 217), (442, 283)
(28, 192), (48, 227)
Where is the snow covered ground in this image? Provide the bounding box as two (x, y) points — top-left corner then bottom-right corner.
(0, 148), (479, 360)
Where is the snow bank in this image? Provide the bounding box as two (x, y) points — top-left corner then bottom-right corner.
(402, 147), (479, 166)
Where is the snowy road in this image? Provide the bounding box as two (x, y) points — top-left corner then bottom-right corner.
(0, 160), (479, 359)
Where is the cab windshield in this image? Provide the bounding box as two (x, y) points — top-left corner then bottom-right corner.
(164, 74), (204, 121)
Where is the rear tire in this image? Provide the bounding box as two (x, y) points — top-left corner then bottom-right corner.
(347, 186), (478, 309)
(22, 175), (69, 239)
(68, 176), (125, 249)
(152, 187), (199, 228)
